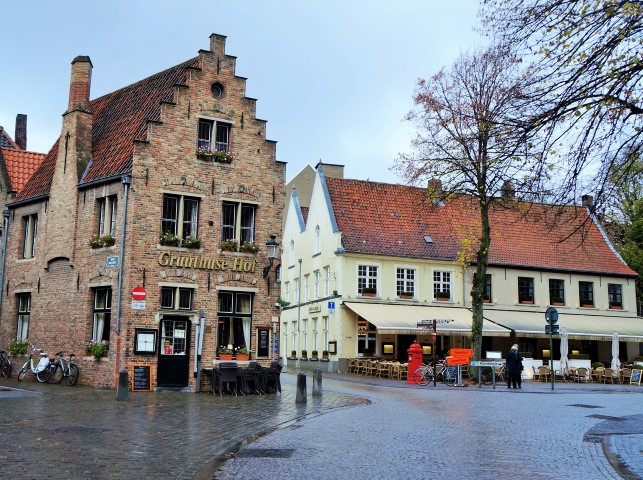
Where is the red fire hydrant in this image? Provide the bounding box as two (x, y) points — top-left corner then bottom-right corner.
(407, 340), (423, 384)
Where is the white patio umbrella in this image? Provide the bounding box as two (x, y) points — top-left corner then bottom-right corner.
(611, 332), (621, 370)
(559, 327), (569, 376)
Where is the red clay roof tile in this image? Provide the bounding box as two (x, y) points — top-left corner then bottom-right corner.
(1, 147), (46, 193)
(325, 177), (637, 277)
(16, 57), (200, 201)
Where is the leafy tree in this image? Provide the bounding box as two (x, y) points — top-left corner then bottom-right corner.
(394, 46), (539, 363)
(480, 0), (643, 210)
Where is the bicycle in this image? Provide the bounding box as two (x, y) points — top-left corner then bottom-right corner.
(0, 349), (11, 378)
(414, 361), (459, 387)
(43, 351), (79, 386)
(17, 344), (51, 382)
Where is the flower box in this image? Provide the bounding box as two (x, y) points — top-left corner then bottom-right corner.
(219, 239), (238, 252)
(196, 149), (235, 164)
(235, 353), (249, 361)
(399, 292), (414, 299)
(218, 354), (233, 361)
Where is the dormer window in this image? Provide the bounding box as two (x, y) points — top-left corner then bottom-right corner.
(197, 119), (231, 152)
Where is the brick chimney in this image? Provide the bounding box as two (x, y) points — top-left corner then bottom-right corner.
(501, 180), (515, 200)
(581, 194), (594, 208)
(67, 56), (92, 112)
(15, 114), (26, 150)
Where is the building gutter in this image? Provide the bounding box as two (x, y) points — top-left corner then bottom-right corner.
(115, 175), (132, 334)
(0, 210), (10, 311)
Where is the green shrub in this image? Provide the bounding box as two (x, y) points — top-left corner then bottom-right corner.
(630, 364), (643, 370)
(8, 339), (28, 356)
(592, 362), (605, 369)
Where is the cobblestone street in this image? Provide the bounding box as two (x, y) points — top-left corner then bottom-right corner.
(2, 370), (643, 479)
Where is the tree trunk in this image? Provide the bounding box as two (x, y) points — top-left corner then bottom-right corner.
(470, 199), (491, 376)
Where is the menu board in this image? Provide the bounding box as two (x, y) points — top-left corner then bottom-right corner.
(257, 328), (270, 357)
(631, 369), (642, 385)
(132, 364), (152, 391)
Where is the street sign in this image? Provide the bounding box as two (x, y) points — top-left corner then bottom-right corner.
(545, 306), (559, 325)
(328, 301), (335, 314)
(131, 300), (146, 311)
(545, 324), (560, 335)
(132, 286), (146, 301)
(471, 360), (505, 367)
(106, 256), (119, 268)
(417, 319), (453, 328)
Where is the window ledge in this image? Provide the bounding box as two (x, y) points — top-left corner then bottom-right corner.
(433, 299), (453, 304)
(17, 257), (36, 263)
(157, 244), (203, 252)
(515, 302), (539, 307)
(312, 252), (321, 258)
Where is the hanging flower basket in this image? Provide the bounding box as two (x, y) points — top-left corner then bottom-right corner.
(196, 149), (236, 164)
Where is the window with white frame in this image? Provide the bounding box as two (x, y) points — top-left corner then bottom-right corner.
(314, 270), (320, 300)
(92, 287), (111, 343)
(282, 322), (288, 358)
(284, 281), (290, 303)
(608, 283), (623, 308)
(98, 196), (117, 237)
(433, 271), (451, 299)
(304, 274), (310, 302)
(161, 194), (199, 240)
(314, 225), (320, 254)
(302, 319), (308, 352)
(294, 277), (300, 303)
(197, 118), (231, 152)
(396, 268), (416, 297)
(323, 266), (330, 297)
(358, 265), (378, 295)
(221, 202), (256, 245)
(312, 317), (318, 352)
(22, 214), (37, 259)
(160, 286), (194, 310)
(16, 293), (30, 341)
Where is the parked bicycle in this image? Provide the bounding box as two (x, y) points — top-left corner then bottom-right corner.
(0, 349), (11, 378)
(17, 344), (51, 382)
(413, 361), (459, 387)
(43, 351), (79, 386)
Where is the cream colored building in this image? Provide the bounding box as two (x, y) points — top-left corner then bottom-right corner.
(280, 166), (643, 372)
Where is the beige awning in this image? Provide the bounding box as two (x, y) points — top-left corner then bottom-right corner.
(342, 302), (510, 336)
(483, 309), (643, 342)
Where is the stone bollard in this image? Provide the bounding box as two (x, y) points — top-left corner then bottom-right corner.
(116, 370), (129, 401)
(295, 372), (307, 404)
(312, 368), (323, 397)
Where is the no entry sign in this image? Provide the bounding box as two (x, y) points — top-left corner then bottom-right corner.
(132, 286), (146, 301)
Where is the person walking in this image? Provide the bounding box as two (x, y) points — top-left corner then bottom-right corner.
(506, 344), (523, 389)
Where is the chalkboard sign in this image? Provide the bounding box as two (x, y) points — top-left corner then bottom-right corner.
(257, 328), (270, 357)
(132, 364), (152, 391)
(630, 369), (642, 385)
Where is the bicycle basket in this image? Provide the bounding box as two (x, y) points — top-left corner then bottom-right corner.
(36, 356), (49, 372)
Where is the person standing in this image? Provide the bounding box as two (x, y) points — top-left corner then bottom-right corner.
(506, 344), (523, 389)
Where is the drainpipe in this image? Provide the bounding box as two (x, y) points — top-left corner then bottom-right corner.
(115, 175), (131, 334)
(0, 209), (10, 311)
(297, 258), (302, 367)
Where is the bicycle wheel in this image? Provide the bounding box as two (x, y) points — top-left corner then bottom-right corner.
(0, 356), (11, 378)
(414, 367), (428, 386)
(65, 363), (79, 386)
(17, 366), (28, 381)
(45, 363), (63, 384)
(443, 365), (458, 387)
(36, 364), (50, 383)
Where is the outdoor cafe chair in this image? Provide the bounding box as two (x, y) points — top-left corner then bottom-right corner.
(376, 362), (391, 378)
(217, 365), (240, 396)
(265, 361), (283, 393)
(347, 358), (358, 374)
(602, 368), (616, 384)
(573, 367), (589, 383)
(591, 367), (605, 383)
(620, 368), (632, 384)
(364, 360), (378, 376)
(537, 366), (551, 382)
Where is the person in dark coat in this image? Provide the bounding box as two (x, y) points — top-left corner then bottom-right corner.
(506, 344), (523, 389)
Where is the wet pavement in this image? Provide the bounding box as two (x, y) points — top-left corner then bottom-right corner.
(1, 370), (642, 479)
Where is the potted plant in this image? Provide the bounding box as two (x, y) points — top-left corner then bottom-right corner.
(212, 150), (235, 164)
(86, 341), (109, 359)
(196, 147), (215, 161)
(291, 350), (297, 359)
(435, 291), (450, 301)
(581, 302), (594, 308)
(609, 301), (622, 309)
(551, 297), (564, 306)
(322, 350), (330, 360)
(482, 293), (491, 303)
(235, 346), (249, 361)
(218, 239), (238, 252)
(240, 242), (259, 254)
(101, 234), (116, 247)
(301, 349), (308, 359)
(160, 231), (180, 247)
(181, 235), (202, 249)
(399, 291), (414, 299)
(276, 297), (290, 308)
(519, 295), (533, 304)
(361, 287), (376, 297)
(8, 339), (28, 356)
(311, 350), (319, 360)
(218, 346), (233, 361)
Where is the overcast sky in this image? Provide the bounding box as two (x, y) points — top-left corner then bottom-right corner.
(0, 1), (483, 184)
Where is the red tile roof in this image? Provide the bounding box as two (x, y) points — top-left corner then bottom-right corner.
(325, 177), (637, 277)
(1, 147), (46, 193)
(16, 57), (200, 201)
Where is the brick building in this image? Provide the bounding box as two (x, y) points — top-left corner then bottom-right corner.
(0, 34), (285, 390)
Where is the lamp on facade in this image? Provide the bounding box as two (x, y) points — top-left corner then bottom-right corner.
(262, 235), (279, 278)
